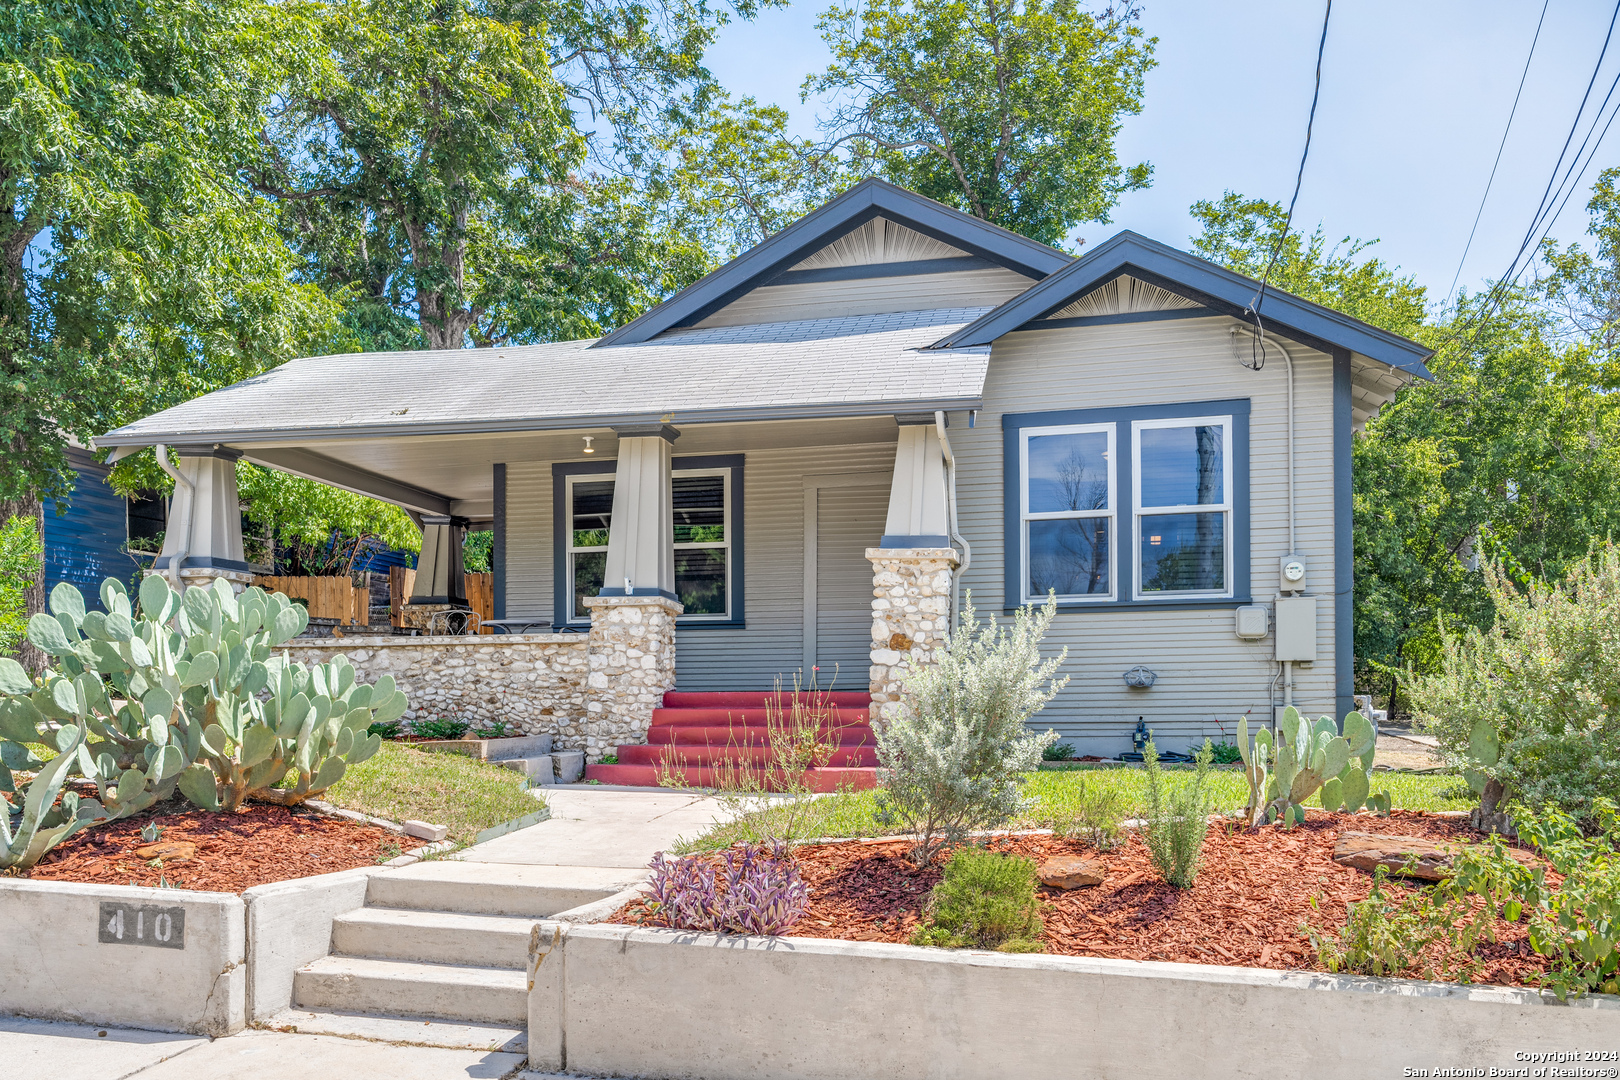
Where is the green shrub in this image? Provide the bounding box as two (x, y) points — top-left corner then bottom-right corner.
(910, 847), (1044, 952)
(1406, 547), (1620, 820)
(1515, 798), (1620, 997)
(410, 716), (470, 740)
(874, 594), (1066, 865)
(0, 515), (42, 658)
(1047, 774), (1129, 851)
(1141, 738), (1214, 887)
(1208, 741), (1242, 765)
(1042, 741), (1075, 761)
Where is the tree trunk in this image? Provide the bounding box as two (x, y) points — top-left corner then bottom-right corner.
(1, 493), (47, 673)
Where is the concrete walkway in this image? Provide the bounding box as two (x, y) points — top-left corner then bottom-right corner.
(455, 787), (733, 868)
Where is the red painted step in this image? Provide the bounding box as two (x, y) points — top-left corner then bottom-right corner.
(617, 743), (879, 768)
(585, 762), (878, 792)
(647, 725), (874, 747)
(660, 691), (870, 708)
(649, 706), (870, 726)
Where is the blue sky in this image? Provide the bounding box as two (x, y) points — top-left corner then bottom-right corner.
(705, 0), (1620, 301)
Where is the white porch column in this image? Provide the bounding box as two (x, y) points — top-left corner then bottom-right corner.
(601, 425), (678, 601)
(152, 448), (252, 593)
(880, 417), (950, 548)
(869, 416), (959, 719)
(409, 515), (469, 605)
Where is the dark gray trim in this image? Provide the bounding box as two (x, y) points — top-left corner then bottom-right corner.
(1003, 399), (1252, 611)
(1022, 307), (1221, 331)
(932, 231), (1434, 379)
(612, 424), (680, 442)
(880, 534), (951, 548)
(1333, 348), (1355, 724)
(237, 446), (452, 516)
(173, 446), (243, 461)
(493, 463), (507, 621)
(598, 586), (680, 600)
(895, 412), (945, 426)
(152, 555), (251, 573)
(421, 514), (471, 528)
(592, 179), (1071, 346)
(768, 255), (993, 286)
(99, 395), (985, 450)
(551, 454), (747, 629)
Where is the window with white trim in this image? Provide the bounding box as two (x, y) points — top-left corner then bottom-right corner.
(1019, 423), (1116, 603)
(1132, 415), (1233, 599)
(563, 468), (733, 621)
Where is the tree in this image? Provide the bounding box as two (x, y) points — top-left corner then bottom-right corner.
(2, 0), (337, 636)
(806, 0), (1155, 246)
(1190, 192), (1620, 716)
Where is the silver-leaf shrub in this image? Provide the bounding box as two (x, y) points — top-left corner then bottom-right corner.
(874, 594), (1067, 865)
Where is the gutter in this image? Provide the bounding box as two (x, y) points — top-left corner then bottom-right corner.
(934, 411), (971, 632)
(153, 445), (193, 592)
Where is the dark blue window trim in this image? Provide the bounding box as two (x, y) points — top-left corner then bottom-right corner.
(1002, 399), (1251, 612)
(493, 463), (507, 621)
(551, 455), (746, 629)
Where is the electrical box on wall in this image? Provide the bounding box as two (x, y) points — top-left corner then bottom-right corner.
(1274, 596), (1318, 662)
(1234, 605), (1269, 640)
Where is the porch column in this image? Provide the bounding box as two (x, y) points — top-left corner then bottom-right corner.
(580, 425), (682, 761)
(868, 416), (959, 720)
(600, 425), (678, 600)
(410, 515), (470, 604)
(151, 448), (252, 594)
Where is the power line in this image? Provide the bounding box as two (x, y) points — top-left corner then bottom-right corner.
(1247, 0), (1332, 323)
(1446, 0), (1550, 305)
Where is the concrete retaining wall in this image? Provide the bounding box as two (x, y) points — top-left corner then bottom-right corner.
(528, 923), (1620, 1080)
(0, 880), (245, 1036)
(243, 867), (381, 1021)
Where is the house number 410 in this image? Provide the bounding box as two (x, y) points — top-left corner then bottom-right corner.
(97, 902), (186, 950)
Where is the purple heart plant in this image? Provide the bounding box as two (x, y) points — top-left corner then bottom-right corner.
(644, 841), (809, 936)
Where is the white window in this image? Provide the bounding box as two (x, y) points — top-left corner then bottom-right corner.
(1019, 423), (1116, 603)
(564, 468), (733, 621)
(1132, 415), (1234, 599)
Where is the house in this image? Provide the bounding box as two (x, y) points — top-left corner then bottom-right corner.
(40, 445), (166, 599)
(96, 179), (1431, 766)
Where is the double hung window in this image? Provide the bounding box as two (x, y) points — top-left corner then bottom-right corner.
(562, 464), (736, 622)
(1009, 402), (1245, 607)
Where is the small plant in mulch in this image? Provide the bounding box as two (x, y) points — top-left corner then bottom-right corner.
(910, 847), (1044, 953)
(1048, 777), (1129, 852)
(1208, 741), (1243, 765)
(471, 719), (515, 739)
(1141, 738), (1214, 888)
(409, 716), (471, 741)
(642, 842), (810, 936)
(1042, 742), (1076, 762)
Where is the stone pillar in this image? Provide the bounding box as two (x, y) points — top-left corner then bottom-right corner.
(866, 547), (959, 721)
(151, 448), (253, 593)
(880, 417), (950, 548)
(582, 594), (682, 760)
(600, 425), (678, 600)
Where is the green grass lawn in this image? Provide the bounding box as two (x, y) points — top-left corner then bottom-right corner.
(319, 741), (543, 844)
(673, 767), (1473, 853)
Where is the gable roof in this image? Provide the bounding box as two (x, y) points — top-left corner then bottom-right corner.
(594, 178), (1074, 346)
(928, 230), (1434, 379)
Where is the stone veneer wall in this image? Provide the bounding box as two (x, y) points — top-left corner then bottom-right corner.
(582, 595), (682, 760)
(865, 547), (960, 721)
(284, 634), (590, 743)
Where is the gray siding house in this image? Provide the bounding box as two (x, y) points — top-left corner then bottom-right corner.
(98, 180), (1430, 758)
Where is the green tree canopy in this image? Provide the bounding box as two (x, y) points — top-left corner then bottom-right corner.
(806, 0), (1155, 246)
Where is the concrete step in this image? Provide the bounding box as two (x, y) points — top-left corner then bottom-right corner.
(584, 762), (879, 791)
(617, 743), (878, 768)
(646, 724), (875, 747)
(650, 706), (870, 726)
(497, 754), (553, 781)
(293, 955), (528, 1024)
(366, 861), (644, 917)
(662, 691), (869, 708)
(265, 1008), (526, 1052)
(331, 907), (534, 969)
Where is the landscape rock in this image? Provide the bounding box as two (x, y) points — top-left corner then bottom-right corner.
(1331, 833), (1458, 880)
(402, 820), (449, 843)
(1038, 856), (1106, 889)
(133, 840), (197, 863)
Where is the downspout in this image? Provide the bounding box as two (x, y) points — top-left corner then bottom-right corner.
(153, 444), (193, 592)
(935, 411), (971, 632)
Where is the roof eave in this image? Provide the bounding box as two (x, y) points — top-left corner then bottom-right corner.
(929, 231), (1435, 380)
(94, 394), (989, 449)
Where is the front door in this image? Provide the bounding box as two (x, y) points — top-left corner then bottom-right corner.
(805, 481), (888, 691)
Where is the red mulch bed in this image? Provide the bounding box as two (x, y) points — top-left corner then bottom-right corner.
(613, 811), (1556, 988)
(22, 803), (401, 893)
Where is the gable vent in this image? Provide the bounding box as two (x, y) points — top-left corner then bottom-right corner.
(790, 217), (966, 271)
(1045, 276), (1203, 320)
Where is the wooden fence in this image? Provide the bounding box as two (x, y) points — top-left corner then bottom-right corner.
(252, 575), (371, 626)
(387, 567), (495, 633)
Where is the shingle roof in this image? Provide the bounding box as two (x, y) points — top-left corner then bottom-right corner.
(98, 308), (994, 448)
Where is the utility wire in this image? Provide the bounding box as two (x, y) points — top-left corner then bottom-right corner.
(1447, 0), (1551, 305)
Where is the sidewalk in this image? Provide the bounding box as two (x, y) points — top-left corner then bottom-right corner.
(455, 786), (731, 868)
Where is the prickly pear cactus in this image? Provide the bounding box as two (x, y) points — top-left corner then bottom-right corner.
(1236, 715), (1273, 826)
(0, 656), (101, 869)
